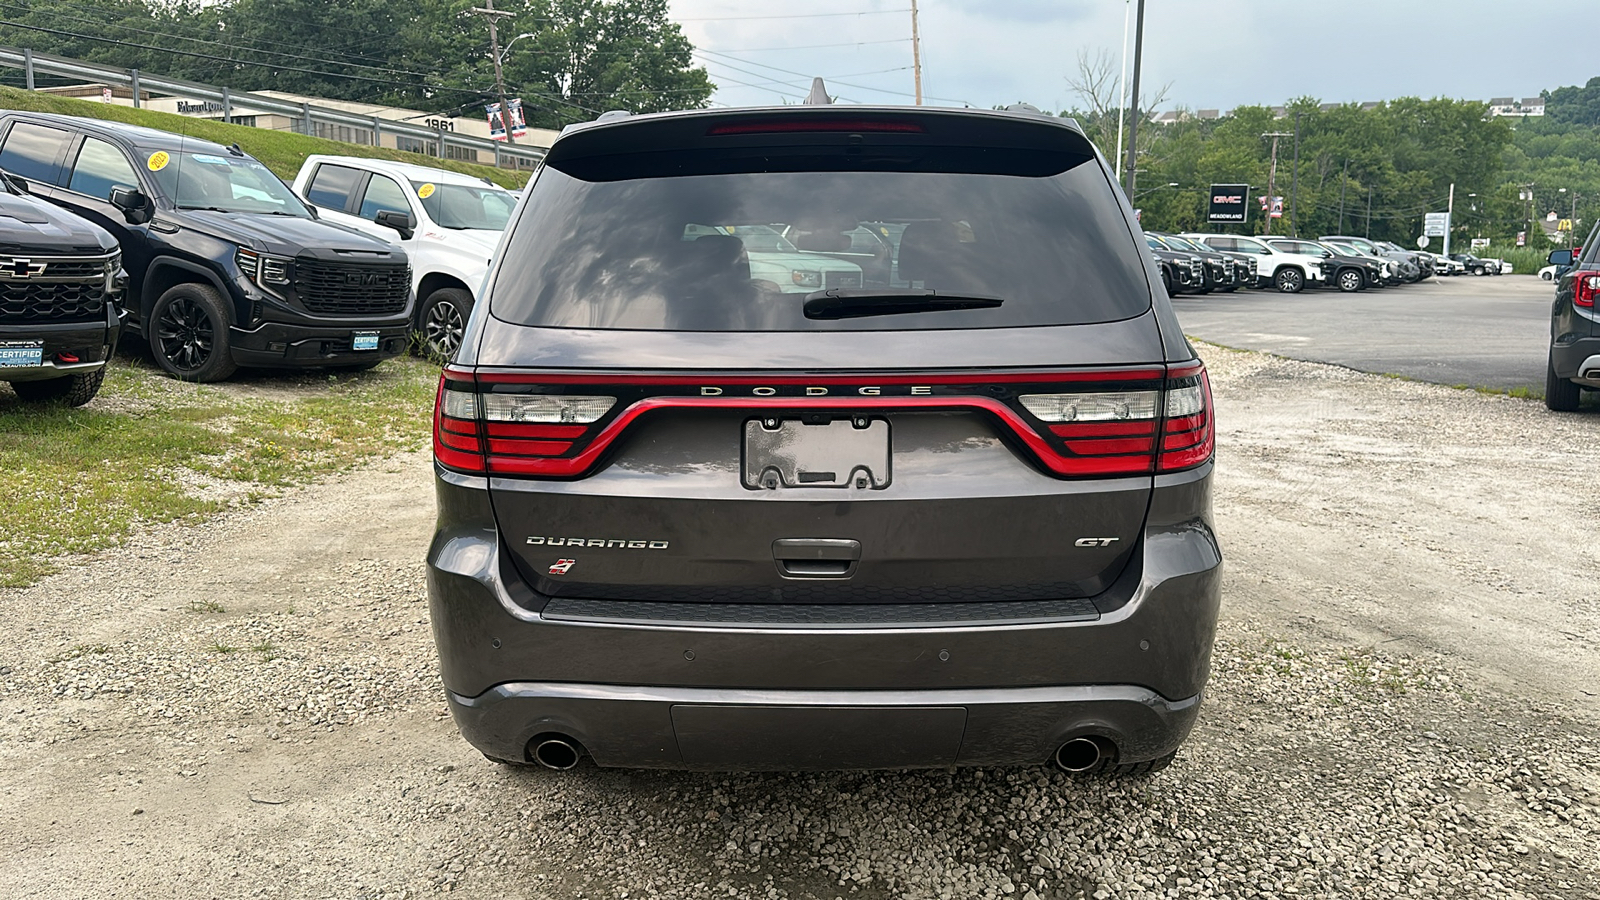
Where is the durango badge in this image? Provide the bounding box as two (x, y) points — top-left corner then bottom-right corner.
(548, 559), (577, 575)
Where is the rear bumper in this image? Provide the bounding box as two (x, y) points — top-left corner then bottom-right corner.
(427, 465), (1222, 770)
(449, 681), (1201, 770)
(1552, 337), (1600, 385)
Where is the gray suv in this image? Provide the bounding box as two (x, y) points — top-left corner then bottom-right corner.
(426, 106), (1222, 774)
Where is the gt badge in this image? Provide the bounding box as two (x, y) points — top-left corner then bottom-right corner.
(548, 559), (577, 575)
(1074, 537), (1120, 547)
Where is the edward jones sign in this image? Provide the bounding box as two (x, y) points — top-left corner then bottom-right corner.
(1207, 184), (1250, 224)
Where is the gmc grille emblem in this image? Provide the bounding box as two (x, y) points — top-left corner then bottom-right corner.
(2, 258), (46, 279)
(346, 272), (382, 286)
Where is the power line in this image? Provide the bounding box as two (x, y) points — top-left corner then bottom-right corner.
(675, 9), (910, 21)
(693, 47), (970, 105)
(710, 38), (911, 52)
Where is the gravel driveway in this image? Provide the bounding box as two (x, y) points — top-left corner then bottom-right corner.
(1, 345), (1597, 899)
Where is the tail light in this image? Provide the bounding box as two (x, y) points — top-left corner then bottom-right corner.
(1017, 362), (1212, 475)
(1575, 271), (1600, 308)
(433, 363), (1214, 480)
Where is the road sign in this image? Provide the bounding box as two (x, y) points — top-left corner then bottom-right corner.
(1417, 235), (1429, 249)
(1470, 238), (1491, 251)
(1424, 212), (1449, 237)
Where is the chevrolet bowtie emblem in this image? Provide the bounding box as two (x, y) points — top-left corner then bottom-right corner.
(3, 258), (46, 278)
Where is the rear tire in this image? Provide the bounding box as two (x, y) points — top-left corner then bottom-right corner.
(1546, 352), (1581, 411)
(149, 283), (237, 383)
(1273, 267), (1304, 293)
(9, 368), (106, 407)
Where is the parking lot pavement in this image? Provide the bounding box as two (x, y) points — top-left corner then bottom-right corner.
(1, 346), (1598, 898)
(1174, 275), (1554, 394)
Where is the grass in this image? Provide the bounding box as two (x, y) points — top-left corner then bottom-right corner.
(0, 86), (528, 188)
(0, 351), (437, 588)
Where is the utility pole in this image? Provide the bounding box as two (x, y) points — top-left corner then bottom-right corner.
(471, 0), (516, 145)
(1290, 111), (1300, 237)
(1337, 160), (1348, 233)
(909, 0), (923, 106)
(1122, 0), (1146, 197)
(1444, 182), (1455, 257)
(1261, 131), (1291, 236)
(1113, 0), (1130, 181)
(1365, 186), (1373, 238)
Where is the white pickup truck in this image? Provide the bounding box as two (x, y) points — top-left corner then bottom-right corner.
(292, 156), (518, 359)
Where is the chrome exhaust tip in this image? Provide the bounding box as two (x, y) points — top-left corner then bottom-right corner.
(1054, 737), (1106, 773)
(531, 736), (581, 770)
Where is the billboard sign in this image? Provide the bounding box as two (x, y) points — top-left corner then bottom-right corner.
(1207, 184), (1250, 224)
(1423, 212), (1449, 237)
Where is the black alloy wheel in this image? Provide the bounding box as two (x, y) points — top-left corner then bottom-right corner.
(1337, 268), (1364, 292)
(149, 283), (237, 382)
(1274, 267), (1304, 293)
(419, 287), (473, 362)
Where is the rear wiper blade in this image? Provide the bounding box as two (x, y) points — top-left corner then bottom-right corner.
(802, 288), (1005, 320)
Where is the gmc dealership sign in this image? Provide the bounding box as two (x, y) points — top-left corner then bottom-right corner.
(1207, 184), (1250, 224)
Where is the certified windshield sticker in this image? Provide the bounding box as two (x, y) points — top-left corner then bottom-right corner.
(146, 151), (170, 172)
(417, 183), (436, 199)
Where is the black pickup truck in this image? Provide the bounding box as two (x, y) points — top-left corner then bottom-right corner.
(0, 169), (125, 406)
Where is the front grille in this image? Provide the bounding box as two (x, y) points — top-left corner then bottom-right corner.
(823, 270), (862, 290)
(293, 259), (409, 317)
(0, 281), (108, 323)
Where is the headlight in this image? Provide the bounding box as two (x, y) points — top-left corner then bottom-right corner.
(790, 270), (821, 287)
(236, 247), (293, 297)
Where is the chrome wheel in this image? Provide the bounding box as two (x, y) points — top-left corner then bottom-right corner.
(423, 292), (468, 359)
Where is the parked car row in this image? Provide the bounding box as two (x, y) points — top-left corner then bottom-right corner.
(0, 111), (518, 404)
(1150, 231), (1429, 295)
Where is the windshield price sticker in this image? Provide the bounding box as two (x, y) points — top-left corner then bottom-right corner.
(146, 151), (170, 172)
(417, 183), (436, 199)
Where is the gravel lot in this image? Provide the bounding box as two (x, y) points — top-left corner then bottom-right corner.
(1, 346), (1598, 899)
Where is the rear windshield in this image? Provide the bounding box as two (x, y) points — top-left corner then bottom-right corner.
(489, 147), (1151, 331)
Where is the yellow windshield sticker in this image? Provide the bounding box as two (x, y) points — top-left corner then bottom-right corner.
(417, 183), (436, 199)
(146, 151), (170, 172)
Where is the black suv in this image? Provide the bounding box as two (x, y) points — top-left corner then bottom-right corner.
(0, 114), (413, 382)
(0, 170), (125, 405)
(427, 105), (1221, 775)
(1545, 225), (1600, 411)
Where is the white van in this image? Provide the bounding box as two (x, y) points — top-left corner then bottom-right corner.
(293, 156), (518, 358)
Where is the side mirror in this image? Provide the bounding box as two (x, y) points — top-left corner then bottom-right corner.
(1321, 250), (1333, 258)
(108, 186), (151, 224)
(2, 172), (28, 194)
(375, 209), (415, 241)
(1549, 249), (1574, 266)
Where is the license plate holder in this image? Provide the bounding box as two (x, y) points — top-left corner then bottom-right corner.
(742, 417), (890, 490)
(351, 331), (379, 351)
(0, 341), (44, 368)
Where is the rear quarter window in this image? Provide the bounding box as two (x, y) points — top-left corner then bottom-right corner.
(0, 122), (73, 186)
(489, 139), (1151, 332)
(306, 163), (361, 211)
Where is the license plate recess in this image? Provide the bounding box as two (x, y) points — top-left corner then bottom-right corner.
(742, 417), (890, 490)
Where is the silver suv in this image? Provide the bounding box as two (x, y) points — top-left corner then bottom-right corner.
(426, 105), (1222, 774)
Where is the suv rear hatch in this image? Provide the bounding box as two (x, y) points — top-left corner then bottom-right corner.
(440, 108), (1211, 609)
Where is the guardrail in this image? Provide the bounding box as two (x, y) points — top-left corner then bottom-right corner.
(0, 45), (546, 168)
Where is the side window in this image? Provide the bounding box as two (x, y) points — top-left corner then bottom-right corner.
(305, 163), (361, 211)
(0, 122), (73, 185)
(357, 174), (409, 221)
(1205, 237), (1234, 252)
(67, 138), (138, 201)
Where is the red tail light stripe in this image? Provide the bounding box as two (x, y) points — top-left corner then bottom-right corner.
(1064, 438), (1156, 456)
(474, 369), (1164, 387)
(486, 438), (574, 456)
(1049, 421), (1157, 438)
(438, 429), (482, 453)
(486, 423), (590, 439)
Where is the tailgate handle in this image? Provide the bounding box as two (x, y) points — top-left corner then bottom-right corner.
(773, 538), (860, 579)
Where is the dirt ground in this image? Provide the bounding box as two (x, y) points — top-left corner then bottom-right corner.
(0, 344), (1596, 899)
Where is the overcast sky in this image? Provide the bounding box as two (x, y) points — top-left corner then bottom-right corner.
(667, 0), (1599, 113)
